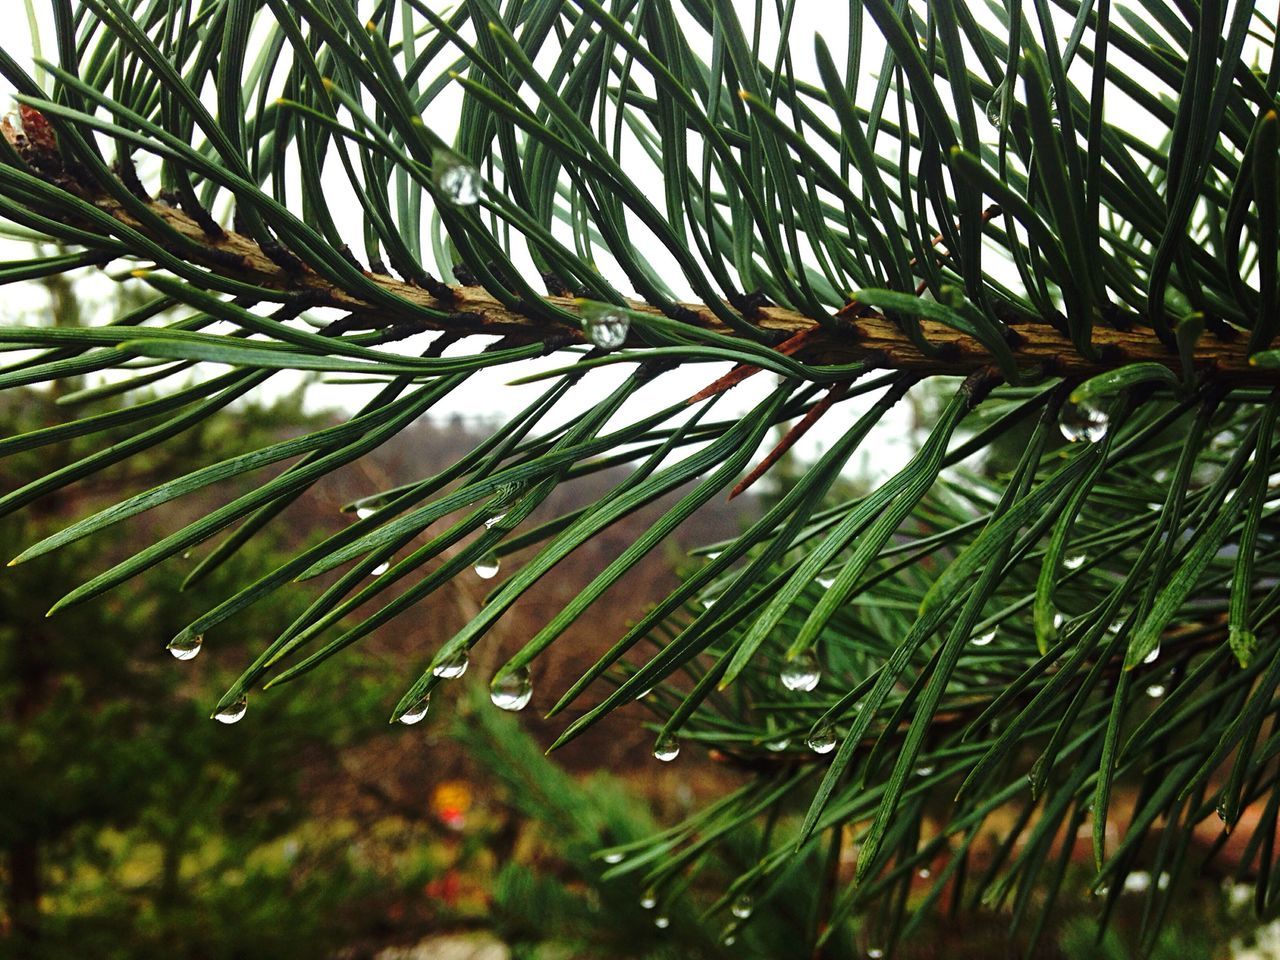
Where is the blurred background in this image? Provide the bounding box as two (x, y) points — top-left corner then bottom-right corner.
(0, 266), (1276, 960)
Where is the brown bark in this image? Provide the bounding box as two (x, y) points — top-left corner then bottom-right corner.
(100, 193), (1274, 384)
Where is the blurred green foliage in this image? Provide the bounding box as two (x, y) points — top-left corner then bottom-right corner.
(0, 387), (397, 959)
(0, 381), (750, 960)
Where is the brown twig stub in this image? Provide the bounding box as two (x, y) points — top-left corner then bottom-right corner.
(684, 326), (828, 405)
(729, 380), (851, 500)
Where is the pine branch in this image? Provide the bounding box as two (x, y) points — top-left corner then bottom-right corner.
(1, 1), (1278, 950)
(13, 136), (1277, 387)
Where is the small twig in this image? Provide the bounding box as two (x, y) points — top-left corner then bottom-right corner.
(729, 380), (850, 500)
(685, 325), (826, 405)
(839, 203), (1004, 310)
(912, 204), (1003, 272)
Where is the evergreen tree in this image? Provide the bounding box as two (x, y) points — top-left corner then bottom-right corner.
(0, 1), (1277, 953)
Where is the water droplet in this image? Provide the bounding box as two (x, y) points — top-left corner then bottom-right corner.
(985, 82), (1006, 126)
(1063, 554), (1085, 571)
(653, 734), (681, 762)
(731, 894), (754, 919)
(640, 890), (657, 910)
(723, 934), (737, 946)
(780, 649), (821, 692)
(497, 479), (525, 497)
(918, 867), (932, 879)
(817, 575), (835, 589)
(1059, 398), (1109, 443)
(581, 306), (630, 349)
(971, 629), (995, 647)
(485, 481), (525, 527)
(490, 667), (533, 711)
(433, 154), (482, 206)
(214, 696), (248, 724)
(868, 949), (885, 959)
(1053, 612), (1065, 630)
(1123, 871), (1152, 893)
(474, 552), (500, 579)
(371, 561), (390, 576)
(915, 763), (935, 777)
(168, 634), (203, 661)
(355, 506), (376, 520)
(654, 915), (670, 929)
(432, 652), (469, 679)
(603, 852), (624, 864)
(635, 687), (653, 701)
(399, 694), (430, 725)
(1145, 683), (1166, 699)
(764, 738), (790, 752)
(1142, 643), (1160, 665)
(806, 726), (838, 754)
